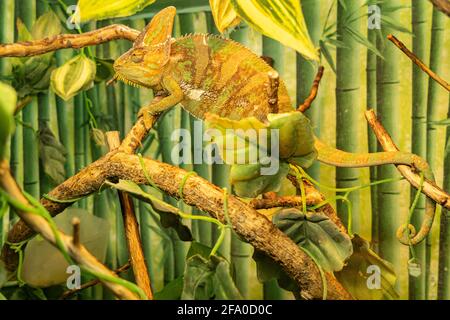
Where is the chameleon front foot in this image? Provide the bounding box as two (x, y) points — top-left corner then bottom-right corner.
(138, 106), (156, 130)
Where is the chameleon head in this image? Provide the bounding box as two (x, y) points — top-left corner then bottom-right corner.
(113, 42), (171, 88)
(113, 6), (176, 88)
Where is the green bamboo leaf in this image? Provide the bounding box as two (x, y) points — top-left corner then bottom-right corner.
(335, 235), (399, 300)
(50, 54), (96, 101)
(319, 40), (337, 73)
(75, 0), (156, 23)
(181, 254), (243, 300)
(0, 82), (17, 160)
(105, 180), (193, 241)
(16, 19), (33, 42)
(94, 58), (115, 83)
(273, 208), (353, 272)
(0, 260), (7, 288)
(209, 0), (241, 33)
(38, 122), (67, 184)
(344, 26), (383, 59)
(381, 16), (411, 34)
(230, 0), (319, 61)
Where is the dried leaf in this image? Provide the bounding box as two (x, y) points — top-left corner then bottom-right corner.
(38, 123), (67, 185)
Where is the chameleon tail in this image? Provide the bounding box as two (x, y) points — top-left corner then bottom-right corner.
(314, 137), (436, 245)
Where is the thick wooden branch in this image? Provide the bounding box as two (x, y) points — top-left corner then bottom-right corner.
(1, 119), (351, 299)
(365, 110), (450, 209)
(0, 25), (139, 57)
(106, 131), (153, 299)
(0, 161), (139, 300)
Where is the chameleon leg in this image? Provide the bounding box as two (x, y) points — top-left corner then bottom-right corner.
(314, 137), (436, 245)
(138, 76), (184, 129)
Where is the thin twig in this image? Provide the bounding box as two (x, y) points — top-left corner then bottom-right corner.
(0, 25), (140, 57)
(298, 66), (325, 112)
(60, 262), (131, 300)
(71, 217), (80, 247)
(106, 131), (153, 300)
(0, 160), (139, 300)
(387, 34), (450, 92)
(429, 0), (450, 16)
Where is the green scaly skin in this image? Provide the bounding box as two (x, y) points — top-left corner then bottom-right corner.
(113, 6), (435, 245)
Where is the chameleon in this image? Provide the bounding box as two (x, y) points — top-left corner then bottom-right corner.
(112, 6), (435, 245)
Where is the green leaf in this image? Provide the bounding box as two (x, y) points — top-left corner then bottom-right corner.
(0, 82), (17, 160)
(154, 276), (184, 300)
(75, 0), (156, 23)
(273, 208), (353, 272)
(319, 40), (337, 73)
(187, 241), (215, 260)
(209, 0), (241, 33)
(205, 113), (266, 165)
(345, 26), (383, 59)
(105, 180), (193, 241)
(51, 54), (96, 101)
(335, 234), (399, 300)
(230, 0), (319, 61)
(31, 10), (62, 40)
(230, 162), (289, 198)
(181, 254), (242, 300)
(38, 122), (67, 185)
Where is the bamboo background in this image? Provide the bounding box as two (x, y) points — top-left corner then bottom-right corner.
(0, 0), (449, 300)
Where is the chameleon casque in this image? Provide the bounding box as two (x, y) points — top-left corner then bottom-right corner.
(113, 6), (435, 245)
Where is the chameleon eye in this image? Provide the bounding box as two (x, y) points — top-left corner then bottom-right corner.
(131, 53), (143, 63)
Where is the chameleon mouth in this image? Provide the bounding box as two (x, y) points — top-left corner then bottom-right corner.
(114, 73), (145, 89)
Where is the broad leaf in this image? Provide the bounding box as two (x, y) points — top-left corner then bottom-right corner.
(209, 0), (241, 33)
(94, 58), (115, 83)
(75, 0), (156, 23)
(154, 277), (184, 300)
(22, 208), (109, 287)
(0, 261), (7, 289)
(230, 162), (289, 198)
(335, 234), (399, 300)
(51, 54), (96, 101)
(230, 0), (319, 61)
(181, 254), (242, 300)
(0, 82), (17, 160)
(273, 208), (353, 272)
(38, 122), (67, 185)
(105, 180), (192, 241)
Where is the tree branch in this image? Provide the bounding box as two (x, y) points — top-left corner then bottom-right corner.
(0, 25), (140, 57)
(298, 66), (325, 112)
(106, 131), (153, 299)
(365, 109), (450, 210)
(1, 117), (351, 299)
(387, 34), (450, 92)
(0, 160), (139, 300)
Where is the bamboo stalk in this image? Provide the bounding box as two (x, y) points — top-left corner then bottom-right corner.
(366, 0), (379, 252)
(425, 7), (447, 299)
(19, 0), (40, 202)
(410, 0), (431, 300)
(0, 0), (15, 246)
(297, 0), (321, 180)
(336, 0), (362, 234)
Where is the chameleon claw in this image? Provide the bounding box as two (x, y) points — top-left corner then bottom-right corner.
(138, 107), (155, 130)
